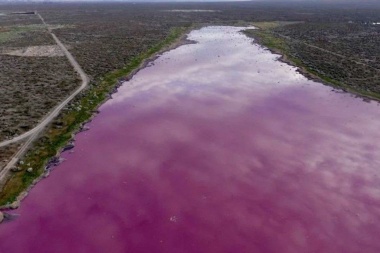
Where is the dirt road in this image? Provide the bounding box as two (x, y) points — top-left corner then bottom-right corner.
(0, 13), (89, 179)
(0, 14), (89, 149)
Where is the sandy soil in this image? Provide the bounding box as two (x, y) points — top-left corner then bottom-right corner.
(3, 45), (64, 57)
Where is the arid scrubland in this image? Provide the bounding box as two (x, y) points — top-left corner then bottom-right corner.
(0, 13), (79, 142)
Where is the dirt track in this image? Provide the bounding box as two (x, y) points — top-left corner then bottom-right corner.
(0, 13), (89, 180)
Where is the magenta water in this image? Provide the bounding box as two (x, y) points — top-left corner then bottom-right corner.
(1, 26), (380, 253)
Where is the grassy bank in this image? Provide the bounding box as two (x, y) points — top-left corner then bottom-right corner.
(244, 22), (380, 101)
(0, 26), (190, 207)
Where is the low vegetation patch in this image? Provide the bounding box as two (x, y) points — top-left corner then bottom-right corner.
(0, 24), (45, 43)
(0, 55), (80, 141)
(245, 21), (380, 101)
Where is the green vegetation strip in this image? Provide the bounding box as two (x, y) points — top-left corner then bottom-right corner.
(244, 23), (380, 101)
(0, 26), (189, 206)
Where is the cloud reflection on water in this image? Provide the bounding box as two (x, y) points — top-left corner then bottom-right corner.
(1, 26), (380, 253)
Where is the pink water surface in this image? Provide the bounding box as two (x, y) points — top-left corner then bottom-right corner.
(1, 26), (380, 253)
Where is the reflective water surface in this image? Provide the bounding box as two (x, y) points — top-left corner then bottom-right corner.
(1, 26), (380, 253)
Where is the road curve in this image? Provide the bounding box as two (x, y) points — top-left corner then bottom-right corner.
(0, 13), (89, 183)
(0, 13), (89, 148)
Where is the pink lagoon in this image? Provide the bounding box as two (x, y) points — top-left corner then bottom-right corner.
(1, 26), (380, 253)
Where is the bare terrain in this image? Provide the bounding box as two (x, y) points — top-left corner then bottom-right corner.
(4, 45), (64, 57)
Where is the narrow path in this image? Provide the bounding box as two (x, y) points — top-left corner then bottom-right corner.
(0, 13), (89, 179)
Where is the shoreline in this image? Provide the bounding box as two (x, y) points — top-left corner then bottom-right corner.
(4, 24), (378, 213)
(0, 26), (195, 211)
(244, 29), (380, 103)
